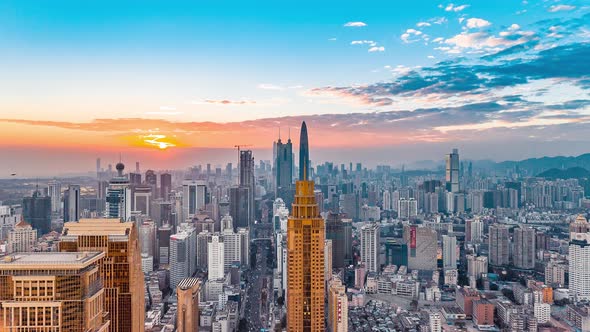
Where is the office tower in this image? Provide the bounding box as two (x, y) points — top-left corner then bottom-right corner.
(360, 223), (380, 273)
(177, 278), (202, 332)
(467, 255), (488, 279)
(238, 227), (250, 267)
(382, 190), (391, 211)
(328, 277), (348, 332)
(275, 131), (294, 195)
(106, 162), (132, 221)
(140, 221), (158, 261)
(239, 150), (255, 229)
(47, 180), (61, 213)
(182, 180), (207, 222)
(287, 121), (325, 331)
(145, 169), (158, 198)
(467, 218), (483, 243)
(443, 235), (457, 270)
(569, 215), (590, 302)
(22, 189), (51, 236)
(59, 218), (145, 332)
(129, 172), (142, 186)
(325, 239), (333, 282)
(158, 223), (173, 265)
(404, 225), (437, 271)
(170, 224), (197, 289)
(133, 185), (152, 215)
(514, 226), (536, 269)
(398, 198), (417, 219)
(96, 157), (102, 177)
(0, 251), (110, 331)
(325, 212), (352, 269)
(446, 148), (460, 193)
(384, 239), (408, 267)
(229, 186), (251, 229)
(63, 184), (80, 222)
(208, 233), (225, 279)
(223, 220), (242, 272)
(7, 220), (37, 253)
(160, 173), (172, 200)
(489, 224), (510, 266)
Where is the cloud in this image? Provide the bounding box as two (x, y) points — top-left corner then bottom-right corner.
(508, 24), (521, 31)
(202, 99), (256, 105)
(431, 17), (448, 25)
(368, 46), (385, 52)
(445, 4), (470, 12)
(548, 4), (576, 12)
(344, 21), (367, 27)
(328, 37), (337, 41)
(465, 18), (492, 29)
(401, 28), (424, 43)
(257, 83), (285, 90)
(351, 40), (377, 46)
(417, 22), (431, 27)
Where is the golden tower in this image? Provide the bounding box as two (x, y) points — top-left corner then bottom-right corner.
(287, 121), (325, 331)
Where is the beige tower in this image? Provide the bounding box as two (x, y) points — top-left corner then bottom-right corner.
(59, 218), (145, 332)
(328, 277), (348, 332)
(0, 252), (110, 331)
(177, 278), (202, 332)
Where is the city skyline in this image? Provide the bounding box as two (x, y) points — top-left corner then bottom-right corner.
(1, 0), (590, 175)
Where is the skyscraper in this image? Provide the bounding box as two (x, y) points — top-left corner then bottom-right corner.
(287, 121), (325, 331)
(22, 189), (51, 236)
(239, 149), (255, 228)
(47, 180), (61, 213)
(275, 131), (294, 196)
(514, 226), (536, 269)
(489, 224), (510, 266)
(208, 233), (225, 279)
(182, 180), (207, 222)
(59, 218), (145, 332)
(360, 223), (380, 273)
(63, 184), (80, 222)
(160, 172), (172, 200)
(446, 148), (460, 193)
(404, 225), (437, 271)
(7, 220), (37, 253)
(0, 251), (111, 331)
(177, 278), (202, 332)
(325, 212), (352, 269)
(443, 234), (457, 270)
(569, 215), (590, 302)
(328, 277), (348, 332)
(105, 162), (132, 221)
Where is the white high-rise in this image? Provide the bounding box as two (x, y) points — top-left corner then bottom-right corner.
(223, 228), (241, 273)
(7, 220), (37, 253)
(383, 190), (391, 211)
(569, 215), (590, 302)
(47, 180), (61, 213)
(360, 223), (380, 273)
(398, 198), (417, 219)
(443, 235), (457, 270)
(169, 223), (197, 289)
(208, 233), (225, 279)
(467, 255), (488, 279)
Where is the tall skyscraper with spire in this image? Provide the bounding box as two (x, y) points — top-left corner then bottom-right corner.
(274, 128), (294, 196)
(287, 121), (325, 331)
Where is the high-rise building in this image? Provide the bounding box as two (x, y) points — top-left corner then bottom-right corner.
(275, 132), (294, 196)
(229, 186), (251, 230)
(404, 225), (437, 271)
(443, 235), (457, 270)
(360, 223), (380, 273)
(105, 162), (132, 221)
(398, 198), (418, 219)
(325, 239), (333, 282)
(325, 212), (352, 269)
(145, 169), (158, 198)
(0, 251), (111, 331)
(328, 277), (348, 332)
(177, 278), (202, 332)
(429, 312), (442, 332)
(489, 224), (510, 266)
(239, 149), (255, 228)
(170, 224), (197, 289)
(63, 184), (80, 222)
(7, 220), (37, 253)
(514, 226), (536, 269)
(182, 180), (207, 222)
(59, 218), (145, 332)
(287, 121), (325, 331)
(47, 180), (61, 213)
(382, 190), (391, 211)
(569, 215), (590, 302)
(446, 148), (460, 193)
(467, 254), (488, 279)
(208, 233), (225, 279)
(22, 189), (51, 236)
(160, 173), (172, 200)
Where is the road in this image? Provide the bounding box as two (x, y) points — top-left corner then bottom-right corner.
(244, 237), (273, 331)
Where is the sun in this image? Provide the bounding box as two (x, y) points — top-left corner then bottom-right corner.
(143, 134), (176, 150)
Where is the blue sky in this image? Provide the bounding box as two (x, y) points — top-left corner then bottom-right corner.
(0, 0), (589, 174)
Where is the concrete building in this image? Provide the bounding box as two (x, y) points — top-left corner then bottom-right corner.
(404, 225), (437, 271)
(208, 233), (225, 280)
(514, 226), (536, 269)
(569, 215), (590, 302)
(182, 180), (207, 222)
(442, 235), (457, 270)
(7, 220), (37, 253)
(0, 251), (110, 331)
(328, 277), (348, 332)
(105, 162), (131, 221)
(360, 223), (380, 273)
(467, 255), (488, 279)
(489, 224), (510, 266)
(60, 218), (145, 332)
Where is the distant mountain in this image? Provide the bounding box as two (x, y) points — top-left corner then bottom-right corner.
(494, 153), (590, 176)
(536, 167), (590, 179)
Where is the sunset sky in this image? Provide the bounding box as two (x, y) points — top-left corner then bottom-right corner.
(1, 0), (590, 176)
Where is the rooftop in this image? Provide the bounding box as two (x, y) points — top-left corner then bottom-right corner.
(0, 251), (104, 270)
(62, 218), (133, 236)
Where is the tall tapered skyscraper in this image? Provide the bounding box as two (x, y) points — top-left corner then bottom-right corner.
(287, 121), (325, 331)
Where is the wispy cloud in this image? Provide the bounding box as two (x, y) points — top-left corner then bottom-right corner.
(257, 83), (285, 90)
(351, 40), (377, 46)
(344, 21), (367, 27)
(401, 28), (424, 43)
(444, 3), (470, 12)
(202, 99), (256, 105)
(417, 22), (431, 27)
(368, 46), (385, 52)
(548, 4), (576, 13)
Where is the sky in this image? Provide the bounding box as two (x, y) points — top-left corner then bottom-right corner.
(1, 0), (589, 176)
